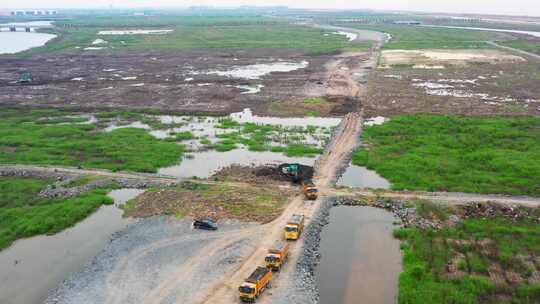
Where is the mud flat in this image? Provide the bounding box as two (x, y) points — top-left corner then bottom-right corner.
(0, 49), (336, 115)
(366, 58), (540, 116)
(0, 189), (143, 304)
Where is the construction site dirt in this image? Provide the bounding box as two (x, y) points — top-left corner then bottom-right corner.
(0, 49), (364, 116)
(366, 53), (540, 117)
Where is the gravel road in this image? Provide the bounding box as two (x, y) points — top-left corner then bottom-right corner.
(45, 217), (258, 304)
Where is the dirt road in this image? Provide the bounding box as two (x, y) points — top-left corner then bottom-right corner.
(331, 188), (540, 208)
(200, 25), (375, 304)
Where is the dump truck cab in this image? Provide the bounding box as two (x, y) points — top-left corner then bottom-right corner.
(239, 267), (272, 302)
(284, 214), (304, 240)
(265, 241), (290, 271)
(239, 282), (257, 302)
(302, 179), (318, 200)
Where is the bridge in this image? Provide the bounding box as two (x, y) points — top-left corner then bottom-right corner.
(0, 23), (54, 32)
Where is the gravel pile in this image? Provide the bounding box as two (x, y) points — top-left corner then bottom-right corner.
(45, 217), (256, 304)
(0, 165), (76, 180)
(1, 165), (178, 199)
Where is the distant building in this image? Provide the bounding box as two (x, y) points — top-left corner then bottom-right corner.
(10, 10), (58, 16)
(392, 20), (422, 25)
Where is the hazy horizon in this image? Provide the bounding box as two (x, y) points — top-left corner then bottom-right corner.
(1, 0), (540, 18)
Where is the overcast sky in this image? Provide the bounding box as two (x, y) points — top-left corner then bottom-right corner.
(2, 0), (540, 17)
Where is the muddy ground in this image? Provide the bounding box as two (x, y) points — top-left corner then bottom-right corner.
(365, 53), (540, 117)
(0, 49), (360, 116)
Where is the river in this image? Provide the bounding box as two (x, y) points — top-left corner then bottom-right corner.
(0, 32), (56, 54)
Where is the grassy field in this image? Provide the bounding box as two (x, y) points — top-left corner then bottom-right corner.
(21, 16), (364, 55)
(0, 108), (184, 173)
(124, 180), (292, 223)
(353, 115), (540, 196)
(0, 176), (114, 250)
(394, 202), (540, 304)
(500, 39), (540, 55)
(337, 24), (513, 49)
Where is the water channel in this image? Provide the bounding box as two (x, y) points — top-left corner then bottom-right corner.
(317, 206), (402, 304)
(0, 189), (144, 304)
(421, 24), (540, 38)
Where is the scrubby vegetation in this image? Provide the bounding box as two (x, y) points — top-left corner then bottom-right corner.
(500, 39), (540, 55)
(395, 210), (540, 304)
(353, 115), (540, 196)
(124, 180), (292, 223)
(0, 176), (114, 250)
(0, 109), (184, 173)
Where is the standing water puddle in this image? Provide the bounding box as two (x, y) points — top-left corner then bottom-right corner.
(159, 149), (315, 178)
(203, 61), (309, 80)
(337, 162), (391, 189)
(317, 206), (402, 304)
(0, 189), (143, 304)
(230, 108), (341, 127)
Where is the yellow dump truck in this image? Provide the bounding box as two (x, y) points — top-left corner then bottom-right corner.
(265, 241), (290, 271)
(284, 214), (305, 240)
(302, 179), (318, 200)
(239, 266), (273, 302)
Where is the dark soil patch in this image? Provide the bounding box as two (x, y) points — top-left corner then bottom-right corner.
(0, 49), (333, 116)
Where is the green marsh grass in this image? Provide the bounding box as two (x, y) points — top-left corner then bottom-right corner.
(353, 115), (540, 196)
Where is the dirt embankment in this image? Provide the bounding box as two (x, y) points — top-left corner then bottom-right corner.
(124, 165), (302, 223)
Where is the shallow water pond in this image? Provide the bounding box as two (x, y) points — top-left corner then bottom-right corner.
(0, 189), (143, 304)
(337, 162), (391, 189)
(317, 206), (402, 304)
(158, 149), (315, 178)
(0, 32), (56, 54)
